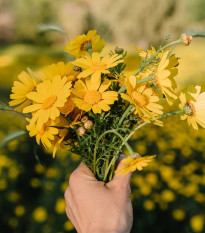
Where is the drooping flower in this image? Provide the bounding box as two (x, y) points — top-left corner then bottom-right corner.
(121, 76), (163, 119)
(72, 52), (123, 84)
(71, 78), (118, 114)
(42, 62), (78, 83)
(179, 85), (205, 130)
(60, 94), (76, 116)
(23, 75), (72, 130)
(26, 119), (58, 148)
(65, 30), (105, 58)
(152, 51), (179, 105)
(115, 154), (156, 175)
(9, 70), (39, 112)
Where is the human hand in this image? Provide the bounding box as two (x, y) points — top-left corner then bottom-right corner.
(64, 158), (133, 233)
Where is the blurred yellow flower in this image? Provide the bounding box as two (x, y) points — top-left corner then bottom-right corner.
(172, 209), (186, 221)
(190, 215), (204, 232)
(72, 78), (118, 114)
(65, 30), (105, 58)
(161, 189), (175, 202)
(32, 207), (47, 222)
(55, 198), (66, 214)
(43, 61), (78, 82)
(179, 85), (205, 130)
(143, 199), (155, 211)
(64, 220), (74, 231)
(7, 192), (20, 203)
(115, 154), (156, 175)
(72, 52), (123, 84)
(23, 76), (72, 130)
(14, 205), (25, 217)
(153, 51), (178, 105)
(121, 76), (163, 119)
(9, 70), (38, 112)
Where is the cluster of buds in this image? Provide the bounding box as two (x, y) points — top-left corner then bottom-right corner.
(77, 115), (94, 136)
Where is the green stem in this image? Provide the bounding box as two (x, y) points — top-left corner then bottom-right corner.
(93, 128), (131, 175)
(123, 109), (185, 145)
(118, 76), (152, 94)
(88, 48), (92, 56)
(160, 39), (182, 50)
(117, 104), (133, 126)
(103, 155), (117, 182)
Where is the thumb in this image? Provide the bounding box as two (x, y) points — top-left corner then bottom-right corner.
(107, 154), (131, 189)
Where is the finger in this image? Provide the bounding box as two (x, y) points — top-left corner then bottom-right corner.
(107, 154), (131, 189)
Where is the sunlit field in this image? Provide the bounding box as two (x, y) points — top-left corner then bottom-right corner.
(0, 40), (205, 233)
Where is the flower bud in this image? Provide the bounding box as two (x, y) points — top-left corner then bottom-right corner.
(115, 46), (124, 54)
(84, 120), (93, 130)
(181, 33), (192, 46)
(77, 127), (85, 136)
(73, 65), (82, 72)
(81, 115), (88, 123)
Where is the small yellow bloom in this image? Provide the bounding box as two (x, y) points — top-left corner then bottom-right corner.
(115, 154), (156, 175)
(72, 78), (118, 114)
(23, 75), (72, 130)
(179, 85), (205, 130)
(26, 119), (58, 148)
(153, 51), (178, 105)
(72, 52), (123, 84)
(55, 198), (66, 214)
(32, 207), (47, 222)
(65, 30), (105, 58)
(43, 61), (78, 82)
(172, 209), (186, 221)
(14, 205), (25, 217)
(9, 70), (39, 112)
(121, 76), (163, 120)
(190, 215), (204, 232)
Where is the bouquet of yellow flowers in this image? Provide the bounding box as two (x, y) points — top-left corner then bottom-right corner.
(1, 30), (205, 182)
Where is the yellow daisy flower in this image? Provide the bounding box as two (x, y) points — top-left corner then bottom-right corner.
(26, 119), (58, 148)
(72, 52), (123, 84)
(115, 154), (156, 175)
(179, 85), (205, 130)
(121, 76), (163, 119)
(65, 30), (105, 58)
(71, 78), (118, 114)
(59, 94), (76, 116)
(23, 75), (72, 130)
(132, 45), (160, 59)
(42, 62), (78, 83)
(9, 70), (39, 112)
(152, 51), (178, 105)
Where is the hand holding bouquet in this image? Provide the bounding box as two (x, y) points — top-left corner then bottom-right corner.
(3, 30), (205, 182)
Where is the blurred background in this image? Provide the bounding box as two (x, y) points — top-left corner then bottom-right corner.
(0, 0), (205, 232)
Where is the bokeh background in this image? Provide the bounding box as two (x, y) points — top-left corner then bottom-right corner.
(0, 0), (205, 232)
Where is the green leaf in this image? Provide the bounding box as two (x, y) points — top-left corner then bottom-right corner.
(186, 29), (205, 38)
(0, 102), (29, 118)
(37, 23), (65, 34)
(0, 130), (26, 149)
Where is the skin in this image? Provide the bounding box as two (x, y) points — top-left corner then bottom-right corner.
(64, 158), (133, 233)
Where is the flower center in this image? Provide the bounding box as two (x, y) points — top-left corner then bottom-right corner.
(90, 62), (107, 71)
(42, 95), (57, 109)
(81, 41), (92, 50)
(84, 91), (102, 105)
(131, 91), (148, 107)
(183, 103), (195, 116)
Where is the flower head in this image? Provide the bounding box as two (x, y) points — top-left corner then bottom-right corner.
(26, 119), (58, 148)
(23, 75), (72, 130)
(121, 76), (163, 119)
(115, 154), (156, 175)
(9, 70), (39, 112)
(43, 62), (78, 83)
(71, 78), (118, 114)
(72, 52), (123, 84)
(153, 51), (178, 105)
(65, 30), (105, 58)
(179, 85), (205, 130)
